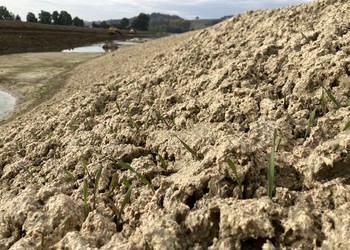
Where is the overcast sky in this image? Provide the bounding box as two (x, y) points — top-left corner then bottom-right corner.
(2, 0), (313, 21)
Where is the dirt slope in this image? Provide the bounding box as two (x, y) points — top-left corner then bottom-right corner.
(1, 0), (350, 249)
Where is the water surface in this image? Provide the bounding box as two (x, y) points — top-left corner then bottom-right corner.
(0, 91), (16, 118)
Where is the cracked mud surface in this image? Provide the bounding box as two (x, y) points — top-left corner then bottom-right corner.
(1, 0), (350, 249)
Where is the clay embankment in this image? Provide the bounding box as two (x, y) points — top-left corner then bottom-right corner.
(0, 0), (350, 249)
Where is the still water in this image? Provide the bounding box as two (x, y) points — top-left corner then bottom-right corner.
(62, 39), (146, 53)
(0, 91), (16, 118)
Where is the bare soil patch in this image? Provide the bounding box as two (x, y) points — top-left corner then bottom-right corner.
(0, 0), (350, 249)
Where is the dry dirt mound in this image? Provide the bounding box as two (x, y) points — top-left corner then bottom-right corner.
(1, 0), (350, 249)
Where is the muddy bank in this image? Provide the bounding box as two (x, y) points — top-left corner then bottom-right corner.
(0, 0), (350, 249)
(0, 52), (102, 123)
(0, 21), (118, 55)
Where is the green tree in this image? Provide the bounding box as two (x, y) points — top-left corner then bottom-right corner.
(73, 16), (84, 27)
(99, 21), (108, 29)
(92, 22), (99, 28)
(131, 13), (150, 31)
(26, 12), (37, 23)
(15, 15), (21, 21)
(52, 11), (59, 24)
(117, 18), (129, 29)
(58, 11), (72, 25)
(38, 10), (52, 24)
(0, 6), (15, 20)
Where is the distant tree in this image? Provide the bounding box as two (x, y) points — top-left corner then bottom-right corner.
(92, 22), (99, 28)
(58, 11), (72, 25)
(38, 10), (52, 24)
(52, 11), (59, 24)
(117, 17), (129, 29)
(72, 16), (84, 27)
(131, 13), (150, 31)
(0, 6), (15, 20)
(99, 21), (108, 29)
(26, 12), (37, 23)
(15, 15), (21, 21)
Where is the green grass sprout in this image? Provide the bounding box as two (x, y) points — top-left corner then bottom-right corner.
(64, 170), (77, 181)
(120, 184), (133, 213)
(22, 165), (34, 178)
(93, 166), (103, 210)
(40, 229), (46, 250)
(320, 83), (341, 109)
(305, 108), (317, 138)
(176, 136), (200, 160)
(107, 173), (118, 197)
(343, 120), (350, 131)
(268, 129), (277, 198)
(83, 180), (89, 218)
(227, 159), (242, 199)
(157, 153), (168, 169)
(114, 159), (155, 192)
(321, 89), (328, 114)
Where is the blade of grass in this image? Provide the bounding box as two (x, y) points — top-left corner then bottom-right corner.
(115, 159), (155, 192)
(93, 166), (103, 210)
(176, 136), (199, 160)
(107, 173), (118, 197)
(65, 170), (77, 181)
(343, 120), (350, 131)
(305, 108), (317, 138)
(268, 129), (277, 198)
(227, 159), (242, 199)
(320, 83), (341, 109)
(83, 180), (89, 218)
(321, 89), (328, 114)
(22, 165), (34, 178)
(158, 154), (168, 169)
(120, 184), (133, 213)
(82, 159), (92, 182)
(122, 177), (131, 188)
(40, 229), (46, 250)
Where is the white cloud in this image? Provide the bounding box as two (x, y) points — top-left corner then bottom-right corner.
(1, 0), (313, 21)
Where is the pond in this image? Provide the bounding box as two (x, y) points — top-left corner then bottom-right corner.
(0, 91), (16, 119)
(62, 38), (149, 53)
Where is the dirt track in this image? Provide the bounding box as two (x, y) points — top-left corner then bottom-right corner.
(0, 0), (350, 249)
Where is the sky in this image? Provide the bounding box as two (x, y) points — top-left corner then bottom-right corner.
(1, 0), (314, 21)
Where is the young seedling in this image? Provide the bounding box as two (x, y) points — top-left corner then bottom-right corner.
(305, 108), (317, 138)
(343, 120), (350, 131)
(227, 159), (243, 199)
(93, 166), (103, 210)
(64, 170), (77, 181)
(112, 158), (155, 192)
(22, 165), (34, 178)
(321, 89), (328, 114)
(320, 83), (341, 109)
(40, 229), (46, 250)
(120, 183), (133, 213)
(128, 108), (140, 133)
(82, 160), (103, 211)
(157, 153), (168, 169)
(176, 136), (200, 160)
(268, 129), (277, 198)
(83, 180), (89, 218)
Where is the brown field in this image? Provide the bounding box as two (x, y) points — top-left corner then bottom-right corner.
(0, 20), (126, 55)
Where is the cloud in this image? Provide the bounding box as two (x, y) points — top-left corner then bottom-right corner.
(1, 0), (313, 21)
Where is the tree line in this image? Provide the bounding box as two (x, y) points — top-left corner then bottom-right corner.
(0, 6), (84, 27)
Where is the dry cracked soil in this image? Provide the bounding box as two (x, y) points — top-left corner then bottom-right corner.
(0, 0), (350, 249)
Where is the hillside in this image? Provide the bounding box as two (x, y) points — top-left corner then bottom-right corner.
(1, 0), (350, 249)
